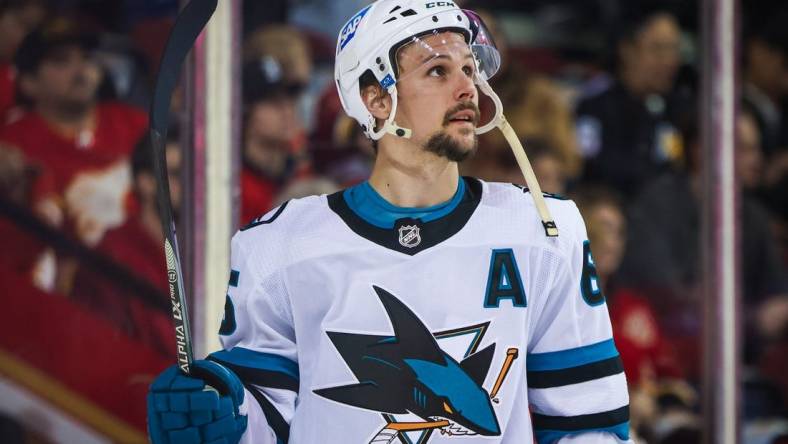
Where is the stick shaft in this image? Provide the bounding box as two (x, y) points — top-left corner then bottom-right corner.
(490, 347), (519, 399)
(149, 0), (218, 375)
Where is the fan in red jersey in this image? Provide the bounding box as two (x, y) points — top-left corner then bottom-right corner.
(572, 186), (696, 439)
(573, 187), (686, 380)
(71, 132), (182, 356)
(0, 18), (147, 252)
(240, 57), (312, 224)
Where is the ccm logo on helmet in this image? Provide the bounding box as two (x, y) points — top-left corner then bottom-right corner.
(339, 5), (372, 51)
(426, 1), (456, 7)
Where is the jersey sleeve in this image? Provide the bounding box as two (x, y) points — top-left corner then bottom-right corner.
(526, 202), (631, 444)
(207, 209), (298, 444)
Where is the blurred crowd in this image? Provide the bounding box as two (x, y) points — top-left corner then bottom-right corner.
(0, 0), (786, 442)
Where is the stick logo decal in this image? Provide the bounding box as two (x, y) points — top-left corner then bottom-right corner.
(165, 239), (189, 373)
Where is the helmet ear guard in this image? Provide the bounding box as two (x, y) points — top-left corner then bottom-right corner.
(367, 85), (405, 141)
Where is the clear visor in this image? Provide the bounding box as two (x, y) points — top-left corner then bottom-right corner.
(390, 9), (500, 84)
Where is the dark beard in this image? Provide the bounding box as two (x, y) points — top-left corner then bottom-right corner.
(53, 99), (94, 122)
(53, 74), (98, 120)
(423, 131), (477, 162)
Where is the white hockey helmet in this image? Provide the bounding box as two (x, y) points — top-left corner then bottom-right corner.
(334, 0), (503, 140)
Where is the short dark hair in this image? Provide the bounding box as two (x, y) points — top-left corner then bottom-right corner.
(607, 8), (677, 71)
(744, 9), (788, 56)
(0, 0), (48, 15)
(14, 18), (97, 75)
(570, 185), (624, 217)
(523, 138), (561, 163)
(616, 8), (676, 45)
(242, 58), (303, 107)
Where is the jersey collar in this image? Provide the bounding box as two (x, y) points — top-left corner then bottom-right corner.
(327, 177), (482, 255)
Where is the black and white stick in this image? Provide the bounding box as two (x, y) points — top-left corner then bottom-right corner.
(149, 0), (217, 375)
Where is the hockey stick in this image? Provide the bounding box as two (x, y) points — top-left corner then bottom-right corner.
(370, 420), (450, 444)
(489, 347), (518, 403)
(149, 0), (218, 375)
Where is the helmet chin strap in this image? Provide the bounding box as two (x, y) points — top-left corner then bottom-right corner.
(386, 122), (412, 138)
(474, 78), (503, 136)
(475, 75), (560, 237)
(366, 77), (557, 238)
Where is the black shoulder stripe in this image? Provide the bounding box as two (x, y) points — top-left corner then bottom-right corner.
(527, 356), (624, 389)
(208, 357), (299, 392)
(510, 184), (569, 200)
(532, 405), (629, 431)
(241, 200), (290, 231)
(245, 384), (290, 443)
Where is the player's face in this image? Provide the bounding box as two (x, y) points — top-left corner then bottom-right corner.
(622, 15), (681, 95)
(246, 95), (301, 145)
(735, 112), (763, 190)
(29, 45), (101, 111)
(586, 204), (626, 278)
(532, 155), (566, 195)
(243, 95), (301, 177)
(136, 142), (181, 210)
(395, 32), (479, 162)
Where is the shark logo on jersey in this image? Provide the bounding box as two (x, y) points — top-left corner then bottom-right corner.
(314, 286), (519, 443)
(398, 225), (421, 248)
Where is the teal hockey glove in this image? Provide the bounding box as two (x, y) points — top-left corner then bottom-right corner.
(147, 360), (248, 444)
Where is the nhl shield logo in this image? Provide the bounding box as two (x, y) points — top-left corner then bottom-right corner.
(398, 225), (421, 248)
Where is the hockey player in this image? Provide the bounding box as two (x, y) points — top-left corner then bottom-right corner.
(147, 1), (631, 443)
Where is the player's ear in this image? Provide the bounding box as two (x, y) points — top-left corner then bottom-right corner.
(361, 83), (392, 122)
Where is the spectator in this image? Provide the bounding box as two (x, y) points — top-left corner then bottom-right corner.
(310, 85), (375, 186)
(527, 138), (569, 195)
(738, 107), (766, 194)
(240, 58), (311, 224)
(469, 137), (569, 195)
(243, 24), (312, 87)
(620, 110), (788, 371)
(743, 10), (788, 263)
(71, 132), (180, 356)
(573, 186), (687, 384)
(0, 18), (147, 250)
(0, 141), (57, 289)
(572, 185), (695, 441)
(743, 10), (788, 159)
(0, 0), (48, 121)
(463, 9), (581, 183)
(575, 9), (685, 199)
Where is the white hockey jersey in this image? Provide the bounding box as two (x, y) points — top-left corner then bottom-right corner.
(209, 178), (631, 444)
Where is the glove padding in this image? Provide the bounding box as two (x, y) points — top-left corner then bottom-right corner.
(148, 360), (248, 444)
